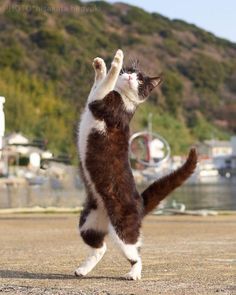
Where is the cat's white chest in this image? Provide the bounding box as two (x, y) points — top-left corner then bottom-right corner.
(78, 107), (106, 165)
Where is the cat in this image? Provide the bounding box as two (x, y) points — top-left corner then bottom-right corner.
(75, 49), (197, 280)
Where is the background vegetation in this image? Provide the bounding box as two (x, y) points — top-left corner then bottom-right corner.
(0, 0), (235, 160)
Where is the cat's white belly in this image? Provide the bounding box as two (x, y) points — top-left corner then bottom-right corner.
(78, 107), (106, 207)
(78, 106), (106, 169)
(78, 107), (106, 165)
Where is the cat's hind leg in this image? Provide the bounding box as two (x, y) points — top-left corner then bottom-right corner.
(75, 206), (109, 277)
(109, 222), (142, 280)
(74, 234), (107, 277)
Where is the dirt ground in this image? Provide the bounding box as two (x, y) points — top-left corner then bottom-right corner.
(0, 214), (235, 295)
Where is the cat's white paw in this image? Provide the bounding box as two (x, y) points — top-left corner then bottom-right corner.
(115, 49), (124, 60)
(93, 57), (106, 73)
(124, 259), (142, 280)
(112, 49), (123, 68)
(124, 271), (141, 281)
(74, 267), (87, 277)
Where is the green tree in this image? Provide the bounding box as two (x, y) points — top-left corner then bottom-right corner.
(162, 71), (183, 115)
(178, 54), (225, 91)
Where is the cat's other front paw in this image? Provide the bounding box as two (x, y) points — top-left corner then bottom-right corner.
(93, 57), (106, 73)
(111, 49), (123, 68)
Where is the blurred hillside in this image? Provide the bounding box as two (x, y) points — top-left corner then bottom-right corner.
(0, 0), (236, 158)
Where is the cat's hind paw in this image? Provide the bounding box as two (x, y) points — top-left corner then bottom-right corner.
(74, 267), (87, 277)
(124, 271), (141, 281)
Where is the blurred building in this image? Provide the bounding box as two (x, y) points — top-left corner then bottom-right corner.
(197, 139), (232, 158)
(0, 132), (53, 176)
(196, 138), (235, 174)
(230, 136), (236, 170)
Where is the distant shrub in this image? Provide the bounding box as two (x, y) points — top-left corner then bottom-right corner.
(4, 5), (46, 30)
(198, 90), (221, 115)
(0, 46), (23, 69)
(94, 35), (110, 49)
(177, 38), (198, 50)
(226, 67), (236, 93)
(120, 7), (160, 34)
(191, 112), (228, 141)
(66, 0), (82, 4)
(45, 62), (59, 80)
(152, 13), (171, 32)
(107, 32), (122, 47)
(162, 71), (183, 114)
(193, 29), (216, 44)
(172, 19), (197, 31)
(159, 29), (173, 38)
(4, 9), (28, 28)
(122, 34), (144, 46)
(163, 38), (181, 57)
(178, 54), (225, 91)
(89, 1), (111, 10)
(65, 21), (85, 36)
(30, 30), (65, 54)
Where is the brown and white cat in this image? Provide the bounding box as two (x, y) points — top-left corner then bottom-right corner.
(75, 49), (197, 280)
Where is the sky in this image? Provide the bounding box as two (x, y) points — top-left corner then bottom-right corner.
(106, 0), (236, 43)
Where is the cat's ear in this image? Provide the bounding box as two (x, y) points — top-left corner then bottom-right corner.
(149, 76), (163, 91)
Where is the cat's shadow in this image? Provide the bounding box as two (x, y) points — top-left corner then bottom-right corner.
(0, 269), (126, 281)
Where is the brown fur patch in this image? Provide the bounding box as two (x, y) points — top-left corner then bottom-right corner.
(128, 259), (138, 266)
(80, 229), (106, 248)
(87, 91), (143, 244)
(79, 164), (97, 228)
(79, 90), (197, 248)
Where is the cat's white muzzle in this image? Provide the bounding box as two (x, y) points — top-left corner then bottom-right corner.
(116, 73), (139, 98)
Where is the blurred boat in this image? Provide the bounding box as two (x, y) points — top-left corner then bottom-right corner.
(187, 160), (221, 184)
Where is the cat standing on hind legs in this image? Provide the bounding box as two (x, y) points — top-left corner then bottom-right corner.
(75, 49), (197, 280)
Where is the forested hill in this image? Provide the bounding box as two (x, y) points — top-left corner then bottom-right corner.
(0, 0), (236, 158)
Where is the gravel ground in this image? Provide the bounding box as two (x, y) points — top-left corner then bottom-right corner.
(0, 214), (235, 295)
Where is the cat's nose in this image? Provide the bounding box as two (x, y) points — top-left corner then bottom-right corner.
(128, 75), (132, 81)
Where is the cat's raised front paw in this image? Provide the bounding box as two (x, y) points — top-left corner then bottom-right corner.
(112, 49), (123, 68)
(93, 57), (106, 72)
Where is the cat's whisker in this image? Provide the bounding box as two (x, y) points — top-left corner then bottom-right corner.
(135, 59), (140, 72)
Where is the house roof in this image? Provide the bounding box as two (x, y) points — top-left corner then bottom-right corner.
(5, 133), (29, 145)
(204, 139), (232, 148)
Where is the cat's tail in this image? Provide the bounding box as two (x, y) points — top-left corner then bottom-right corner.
(141, 148), (198, 216)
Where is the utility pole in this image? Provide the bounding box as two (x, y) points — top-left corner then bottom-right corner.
(148, 113), (153, 140)
(0, 96), (5, 160)
(148, 113), (153, 164)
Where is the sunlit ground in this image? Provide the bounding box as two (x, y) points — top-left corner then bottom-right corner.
(0, 214), (235, 295)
